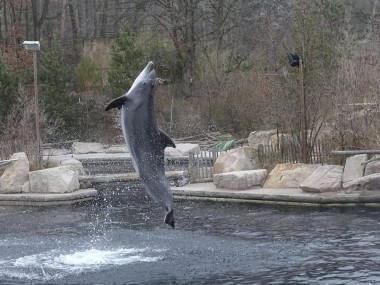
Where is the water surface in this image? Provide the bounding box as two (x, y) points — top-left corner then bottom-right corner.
(0, 183), (379, 284)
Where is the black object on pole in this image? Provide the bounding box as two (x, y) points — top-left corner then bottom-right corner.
(287, 52), (300, 67)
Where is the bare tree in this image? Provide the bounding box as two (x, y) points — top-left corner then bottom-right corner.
(31, 0), (49, 41)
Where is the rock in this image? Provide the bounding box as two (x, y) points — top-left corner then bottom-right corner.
(263, 163), (319, 189)
(343, 173), (380, 192)
(61, 158), (85, 175)
(72, 142), (104, 154)
(364, 155), (380, 176)
(0, 152), (30, 194)
(104, 145), (128, 153)
(213, 169), (267, 190)
(248, 130), (277, 149)
(165, 147), (182, 157)
(165, 143), (200, 157)
(43, 148), (72, 156)
(342, 154), (367, 187)
(22, 181), (30, 193)
(300, 165), (343, 193)
(214, 146), (261, 174)
(29, 166), (80, 193)
(269, 133), (294, 149)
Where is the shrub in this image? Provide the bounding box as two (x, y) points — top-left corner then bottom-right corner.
(0, 56), (19, 127)
(107, 23), (144, 96)
(75, 56), (103, 92)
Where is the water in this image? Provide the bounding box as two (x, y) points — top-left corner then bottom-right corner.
(0, 183), (379, 284)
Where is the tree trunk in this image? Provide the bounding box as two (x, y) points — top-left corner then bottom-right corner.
(100, 0), (108, 37)
(3, 0), (8, 45)
(68, 0), (79, 63)
(31, 0), (50, 41)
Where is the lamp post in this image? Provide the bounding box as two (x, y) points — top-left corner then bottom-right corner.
(287, 52), (307, 163)
(23, 41), (41, 167)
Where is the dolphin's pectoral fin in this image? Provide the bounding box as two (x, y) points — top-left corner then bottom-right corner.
(164, 210), (175, 229)
(105, 95), (128, 111)
(158, 129), (176, 149)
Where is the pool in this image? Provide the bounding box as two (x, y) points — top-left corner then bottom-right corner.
(0, 182), (379, 284)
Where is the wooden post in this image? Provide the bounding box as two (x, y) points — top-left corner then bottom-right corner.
(188, 151), (194, 183)
(299, 59), (307, 163)
(33, 50), (42, 167)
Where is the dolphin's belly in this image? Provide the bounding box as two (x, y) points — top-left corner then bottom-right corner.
(122, 119), (164, 175)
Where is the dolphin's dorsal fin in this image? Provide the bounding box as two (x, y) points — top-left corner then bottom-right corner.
(105, 95), (128, 111)
(158, 129), (176, 149)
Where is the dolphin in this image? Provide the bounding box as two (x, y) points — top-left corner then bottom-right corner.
(105, 61), (176, 229)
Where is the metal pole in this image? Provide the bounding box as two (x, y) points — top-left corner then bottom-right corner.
(299, 59), (307, 163)
(33, 50), (41, 167)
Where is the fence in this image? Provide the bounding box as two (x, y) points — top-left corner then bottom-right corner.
(188, 150), (220, 183)
(187, 139), (340, 183)
(258, 139), (338, 170)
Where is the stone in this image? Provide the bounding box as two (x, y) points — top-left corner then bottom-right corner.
(214, 146), (261, 174)
(72, 142), (104, 154)
(269, 133), (294, 149)
(29, 166), (80, 193)
(43, 148), (72, 156)
(0, 152), (30, 194)
(342, 154), (368, 187)
(343, 173), (380, 192)
(104, 145), (128, 153)
(61, 158), (85, 175)
(300, 165), (343, 193)
(22, 181), (30, 193)
(248, 130), (277, 149)
(263, 163), (319, 189)
(165, 147), (182, 157)
(165, 143), (200, 157)
(364, 155), (380, 176)
(213, 169), (267, 190)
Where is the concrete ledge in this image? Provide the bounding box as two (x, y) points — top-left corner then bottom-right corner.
(0, 188), (97, 206)
(172, 183), (380, 206)
(79, 171), (186, 186)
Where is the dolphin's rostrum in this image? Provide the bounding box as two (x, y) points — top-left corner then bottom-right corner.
(105, 61), (175, 228)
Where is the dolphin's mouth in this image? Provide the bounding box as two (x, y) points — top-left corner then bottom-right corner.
(146, 61), (154, 74)
(146, 62), (156, 83)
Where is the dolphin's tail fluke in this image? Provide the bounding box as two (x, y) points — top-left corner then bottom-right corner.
(164, 210), (175, 229)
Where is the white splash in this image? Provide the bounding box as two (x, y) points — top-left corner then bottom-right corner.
(0, 247), (164, 281)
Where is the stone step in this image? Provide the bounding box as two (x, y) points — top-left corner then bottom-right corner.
(79, 171), (188, 188)
(71, 156), (189, 175)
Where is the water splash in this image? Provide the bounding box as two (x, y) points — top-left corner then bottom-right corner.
(0, 247), (164, 281)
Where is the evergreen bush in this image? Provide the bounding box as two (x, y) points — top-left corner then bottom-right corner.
(0, 56), (19, 128)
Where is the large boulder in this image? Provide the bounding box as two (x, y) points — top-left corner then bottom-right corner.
(29, 165), (80, 193)
(0, 152), (30, 194)
(263, 163), (319, 189)
(342, 154), (367, 187)
(104, 145), (128, 154)
(43, 148), (72, 156)
(213, 169), (267, 190)
(343, 173), (380, 192)
(300, 165), (343, 193)
(60, 158), (85, 175)
(364, 155), (380, 176)
(72, 142), (104, 154)
(248, 130), (277, 149)
(165, 143), (200, 157)
(214, 146), (260, 174)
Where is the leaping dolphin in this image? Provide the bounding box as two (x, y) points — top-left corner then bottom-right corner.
(105, 61), (175, 228)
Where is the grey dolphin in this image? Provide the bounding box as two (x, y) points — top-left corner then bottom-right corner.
(105, 61), (176, 228)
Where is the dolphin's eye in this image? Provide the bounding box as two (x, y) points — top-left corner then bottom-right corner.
(143, 81), (147, 85)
